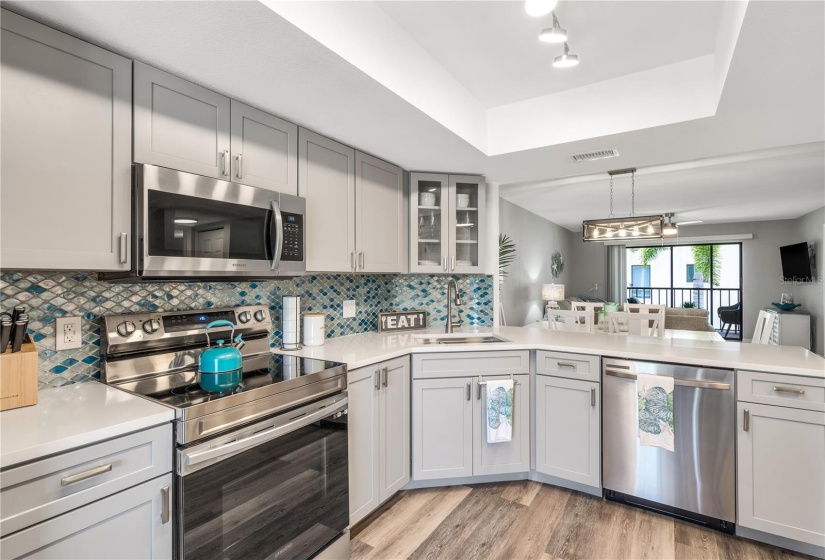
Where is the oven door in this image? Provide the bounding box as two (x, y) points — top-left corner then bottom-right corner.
(176, 394), (348, 560)
(137, 164), (305, 277)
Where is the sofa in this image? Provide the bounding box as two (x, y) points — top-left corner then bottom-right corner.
(664, 307), (715, 332)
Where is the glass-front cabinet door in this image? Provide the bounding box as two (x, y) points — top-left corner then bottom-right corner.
(448, 175), (485, 274)
(410, 173), (486, 274)
(410, 173), (449, 273)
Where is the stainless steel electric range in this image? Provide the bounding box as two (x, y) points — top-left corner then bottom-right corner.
(101, 305), (349, 560)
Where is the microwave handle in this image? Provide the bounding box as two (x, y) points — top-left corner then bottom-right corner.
(269, 199), (284, 270)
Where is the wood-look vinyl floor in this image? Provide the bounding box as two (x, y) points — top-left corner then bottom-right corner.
(351, 481), (814, 560)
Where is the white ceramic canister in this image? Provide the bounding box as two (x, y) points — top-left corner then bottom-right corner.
(303, 313), (326, 347)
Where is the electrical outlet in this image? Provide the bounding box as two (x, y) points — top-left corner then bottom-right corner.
(56, 316), (82, 350)
(343, 300), (356, 319)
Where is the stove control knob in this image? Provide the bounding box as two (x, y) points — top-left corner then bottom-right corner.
(143, 319), (160, 334)
(238, 311), (251, 324)
(117, 321), (136, 337)
(253, 310), (265, 322)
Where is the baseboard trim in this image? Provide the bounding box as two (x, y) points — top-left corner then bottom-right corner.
(736, 526), (825, 559)
(529, 471), (602, 497)
(404, 472), (528, 490)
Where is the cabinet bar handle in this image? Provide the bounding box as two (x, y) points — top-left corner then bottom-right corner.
(591, 387), (596, 407)
(382, 367), (388, 387)
(236, 153), (243, 179)
(374, 370), (380, 390)
(466, 381), (471, 401)
(61, 463), (113, 486)
(161, 486), (170, 524)
(557, 361), (577, 369)
(743, 409), (750, 432)
(443, 256), (448, 271)
(119, 233), (128, 264)
(351, 252), (356, 272)
(451, 255), (456, 271)
(222, 150), (230, 176)
(773, 386), (805, 395)
(359, 252), (364, 270)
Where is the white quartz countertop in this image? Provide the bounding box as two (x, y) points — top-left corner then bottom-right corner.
(0, 382), (174, 468)
(274, 326), (825, 378)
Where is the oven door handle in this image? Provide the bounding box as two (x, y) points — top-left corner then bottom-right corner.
(184, 397), (347, 469)
(269, 199), (284, 271)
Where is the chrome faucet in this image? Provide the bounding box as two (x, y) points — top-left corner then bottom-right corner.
(445, 279), (464, 333)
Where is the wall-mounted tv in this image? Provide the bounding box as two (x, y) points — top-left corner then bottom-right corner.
(780, 242), (813, 282)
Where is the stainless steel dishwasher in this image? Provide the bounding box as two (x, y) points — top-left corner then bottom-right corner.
(602, 357), (735, 532)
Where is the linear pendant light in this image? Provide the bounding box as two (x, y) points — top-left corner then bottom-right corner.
(582, 168), (664, 242)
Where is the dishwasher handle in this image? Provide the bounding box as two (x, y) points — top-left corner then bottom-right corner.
(604, 368), (731, 390)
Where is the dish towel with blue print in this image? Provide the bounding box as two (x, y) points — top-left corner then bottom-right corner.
(486, 379), (514, 443)
(637, 373), (675, 452)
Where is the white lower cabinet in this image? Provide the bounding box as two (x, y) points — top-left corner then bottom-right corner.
(412, 377), (474, 480)
(1, 473), (172, 560)
(535, 375), (600, 489)
(0, 424), (173, 559)
(348, 356), (410, 525)
(737, 401), (825, 547)
(413, 374), (529, 481)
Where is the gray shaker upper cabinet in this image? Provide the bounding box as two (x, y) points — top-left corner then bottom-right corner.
(134, 62), (231, 179)
(298, 128), (356, 273)
(355, 152), (407, 274)
(0, 10), (132, 270)
(230, 100), (298, 194)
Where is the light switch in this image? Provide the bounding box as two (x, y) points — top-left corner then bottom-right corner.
(343, 300), (356, 318)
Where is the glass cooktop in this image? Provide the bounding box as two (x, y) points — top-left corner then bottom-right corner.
(142, 354), (345, 410)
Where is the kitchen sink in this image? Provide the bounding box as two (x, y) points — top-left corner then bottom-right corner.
(412, 334), (509, 345)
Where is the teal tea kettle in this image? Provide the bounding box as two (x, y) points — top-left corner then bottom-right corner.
(199, 320), (245, 393)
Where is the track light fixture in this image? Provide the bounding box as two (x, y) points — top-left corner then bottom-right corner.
(553, 42), (579, 68)
(539, 13), (568, 43)
(525, 0), (558, 17)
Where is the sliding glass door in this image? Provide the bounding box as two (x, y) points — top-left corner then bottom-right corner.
(626, 243), (743, 339)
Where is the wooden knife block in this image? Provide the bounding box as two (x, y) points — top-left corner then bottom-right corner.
(0, 336), (38, 411)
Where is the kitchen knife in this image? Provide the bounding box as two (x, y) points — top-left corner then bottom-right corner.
(0, 319), (11, 354)
(11, 319), (27, 353)
(10, 305), (25, 324)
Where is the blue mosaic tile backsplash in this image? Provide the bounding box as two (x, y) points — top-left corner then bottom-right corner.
(0, 272), (493, 389)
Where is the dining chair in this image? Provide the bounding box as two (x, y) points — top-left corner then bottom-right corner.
(608, 311), (664, 337)
(751, 310), (776, 344)
(547, 310), (593, 333)
(623, 303), (666, 333)
(572, 302), (605, 328)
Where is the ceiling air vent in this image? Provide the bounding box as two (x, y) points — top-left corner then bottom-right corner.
(569, 148), (620, 163)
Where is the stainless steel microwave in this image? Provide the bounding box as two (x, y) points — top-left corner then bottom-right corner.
(104, 164), (306, 281)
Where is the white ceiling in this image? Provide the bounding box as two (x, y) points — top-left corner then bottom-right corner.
(378, 1), (725, 108)
(4, 0), (823, 228)
(499, 143), (825, 231)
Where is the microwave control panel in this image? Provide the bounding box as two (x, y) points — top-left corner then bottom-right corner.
(281, 212), (304, 262)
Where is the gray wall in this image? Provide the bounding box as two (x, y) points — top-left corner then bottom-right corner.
(794, 206), (825, 353)
(568, 238), (608, 300)
(564, 208), (825, 353)
(499, 199), (574, 326)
